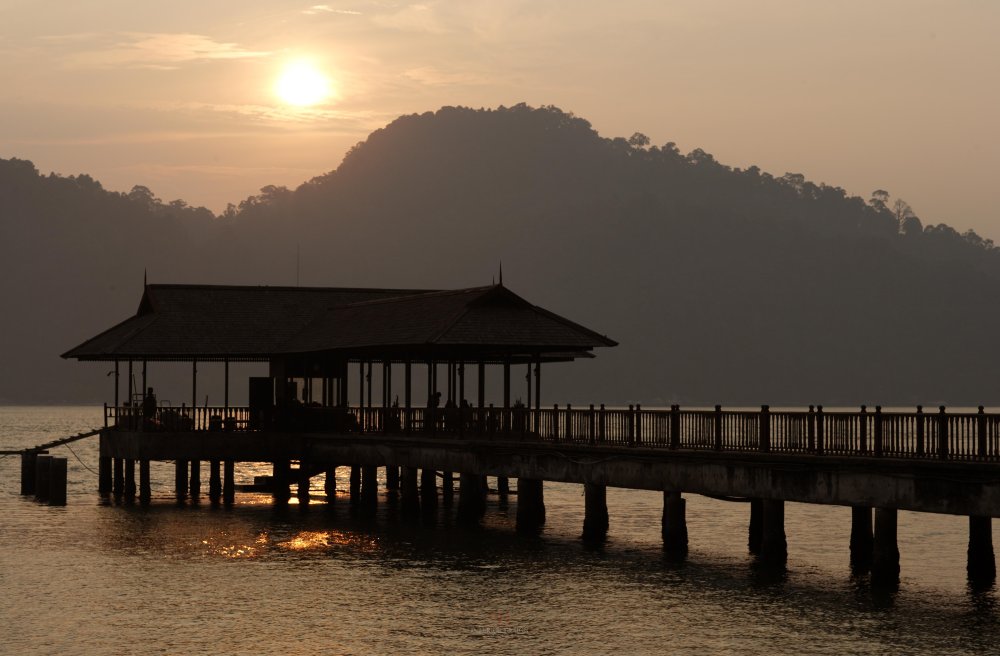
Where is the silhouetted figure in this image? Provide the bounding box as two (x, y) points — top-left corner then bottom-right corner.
(142, 387), (157, 430)
(444, 399), (458, 432)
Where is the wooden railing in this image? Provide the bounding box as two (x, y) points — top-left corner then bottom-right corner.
(104, 404), (1000, 463)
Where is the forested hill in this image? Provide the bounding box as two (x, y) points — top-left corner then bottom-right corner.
(3, 104), (1000, 405)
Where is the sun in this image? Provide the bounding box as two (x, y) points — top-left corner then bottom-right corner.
(274, 61), (333, 107)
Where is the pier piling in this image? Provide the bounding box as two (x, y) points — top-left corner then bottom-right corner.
(222, 460), (235, 505)
(209, 460), (221, 502)
(35, 455), (53, 503)
(189, 460), (201, 498)
(174, 459), (187, 501)
(583, 483), (609, 541)
(515, 478), (545, 533)
(324, 467), (337, 499)
(441, 471), (454, 507)
(113, 457), (124, 499)
(420, 469), (438, 511)
(662, 491), (688, 557)
(385, 465), (399, 491)
(139, 460), (151, 505)
(748, 498), (762, 555)
(48, 457), (67, 506)
(98, 455), (111, 495)
(968, 515), (996, 583)
(272, 460), (291, 505)
(872, 508), (900, 585)
(457, 472), (486, 524)
(759, 499), (787, 565)
(124, 458), (136, 502)
(20, 451), (38, 496)
(850, 506), (874, 573)
(400, 466), (420, 517)
(360, 465), (379, 511)
(297, 466), (310, 504)
(349, 465), (361, 504)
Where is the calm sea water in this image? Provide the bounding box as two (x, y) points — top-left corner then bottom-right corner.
(2, 406), (999, 655)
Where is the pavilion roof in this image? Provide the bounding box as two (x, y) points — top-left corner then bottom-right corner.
(61, 283), (616, 362)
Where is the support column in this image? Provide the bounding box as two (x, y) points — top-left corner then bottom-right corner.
(583, 483), (609, 541)
(400, 466), (420, 517)
(748, 498), (763, 555)
(497, 475), (510, 505)
(48, 458), (67, 506)
(421, 469), (438, 511)
(850, 506), (874, 573)
(515, 478), (545, 533)
(349, 465), (361, 504)
(111, 457), (124, 499)
(224, 359), (229, 411)
(661, 491), (688, 557)
(759, 499), (787, 565)
(441, 471), (454, 507)
(297, 466), (310, 505)
(209, 461), (222, 502)
(325, 467), (337, 499)
(968, 515), (996, 584)
(360, 465), (378, 512)
(21, 451), (39, 496)
(97, 453), (111, 495)
(457, 472), (486, 524)
(174, 459), (187, 501)
(272, 460), (291, 505)
(139, 460), (151, 505)
(385, 465), (400, 491)
(872, 507), (900, 585)
(189, 460), (201, 499)
(36, 455), (53, 503)
(223, 461), (235, 505)
(124, 459), (136, 502)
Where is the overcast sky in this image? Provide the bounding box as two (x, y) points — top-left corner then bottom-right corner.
(1, 0), (997, 237)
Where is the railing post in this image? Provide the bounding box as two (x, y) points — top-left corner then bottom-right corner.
(807, 405), (815, 452)
(938, 406), (948, 460)
(714, 405), (723, 451)
(553, 404), (560, 442)
(759, 405), (770, 453)
(978, 406), (987, 459)
(589, 404), (595, 445)
(627, 404), (635, 446)
(874, 406), (883, 457)
(816, 405), (824, 455)
(859, 405), (868, 454)
(634, 404), (641, 446)
(566, 403), (573, 442)
(916, 405), (925, 456)
(104, 403), (108, 429)
(599, 404), (606, 443)
(670, 405), (680, 450)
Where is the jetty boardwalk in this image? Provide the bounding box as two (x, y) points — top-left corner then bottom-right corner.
(56, 282), (1000, 586)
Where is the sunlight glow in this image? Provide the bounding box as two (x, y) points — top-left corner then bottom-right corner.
(274, 61), (333, 106)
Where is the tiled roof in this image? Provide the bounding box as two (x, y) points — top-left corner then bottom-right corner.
(62, 283), (616, 361)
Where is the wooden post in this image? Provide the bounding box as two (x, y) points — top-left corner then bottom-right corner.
(872, 507), (900, 586)
(360, 465), (378, 512)
(599, 404), (606, 443)
(859, 405), (868, 453)
(442, 471), (454, 507)
(807, 405), (815, 451)
(349, 465), (361, 504)
(850, 506), (874, 573)
(503, 359), (510, 433)
(874, 406), (883, 457)
(978, 406), (988, 459)
(223, 461), (235, 505)
(515, 478), (545, 533)
(404, 360), (412, 433)
(816, 405), (825, 455)
(325, 467), (337, 499)
(36, 455), (53, 503)
(968, 516), (996, 584)
(224, 359), (229, 411)
(359, 361), (365, 407)
(916, 405), (925, 456)
(139, 460), (151, 505)
(670, 405), (680, 449)
(189, 460), (201, 498)
(297, 465), (310, 505)
(400, 466), (420, 517)
(759, 499), (787, 565)
(714, 405), (723, 451)
(124, 458), (136, 501)
(385, 465), (399, 491)
(748, 498), (763, 554)
(272, 460), (290, 505)
(626, 404), (634, 446)
(192, 359), (197, 413)
(174, 460), (187, 501)
(662, 491), (688, 558)
(458, 472), (487, 524)
(20, 451), (38, 496)
(48, 458), (67, 506)
(938, 406), (948, 460)
(114, 360), (120, 410)
(421, 469), (437, 511)
(759, 405), (770, 453)
(583, 483), (609, 541)
(209, 460), (221, 502)
(112, 456), (124, 499)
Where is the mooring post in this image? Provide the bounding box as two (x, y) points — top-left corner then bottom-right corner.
(174, 459), (187, 501)
(583, 483), (609, 541)
(872, 507), (900, 586)
(662, 491), (688, 558)
(515, 478), (545, 533)
(400, 466), (420, 517)
(457, 472), (486, 524)
(360, 465), (378, 512)
(139, 460), (151, 505)
(442, 471), (454, 507)
(385, 465), (400, 491)
(420, 469), (438, 512)
(113, 457), (124, 500)
(209, 460), (221, 502)
(124, 458), (136, 502)
(36, 454), (53, 503)
(759, 499), (787, 565)
(189, 460), (201, 499)
(222, 461), (235, 505)
(968, 515), (996, 584)
(850, 506), (874, 573)
(348, 465), (361, 504)
(48, 458), (67, 506)
(324, 467), (337, 499)
(748, 498), (763, 555)
(20, 451), (38, 496)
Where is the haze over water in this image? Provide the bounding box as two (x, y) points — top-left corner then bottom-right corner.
(2, 406), (999, 654)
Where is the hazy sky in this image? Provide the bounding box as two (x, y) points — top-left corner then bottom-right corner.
(2, 1), (998, 237)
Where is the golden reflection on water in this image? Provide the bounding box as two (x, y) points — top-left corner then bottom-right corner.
(276, 530), (379, 553)
(201, 531), (270, 559)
